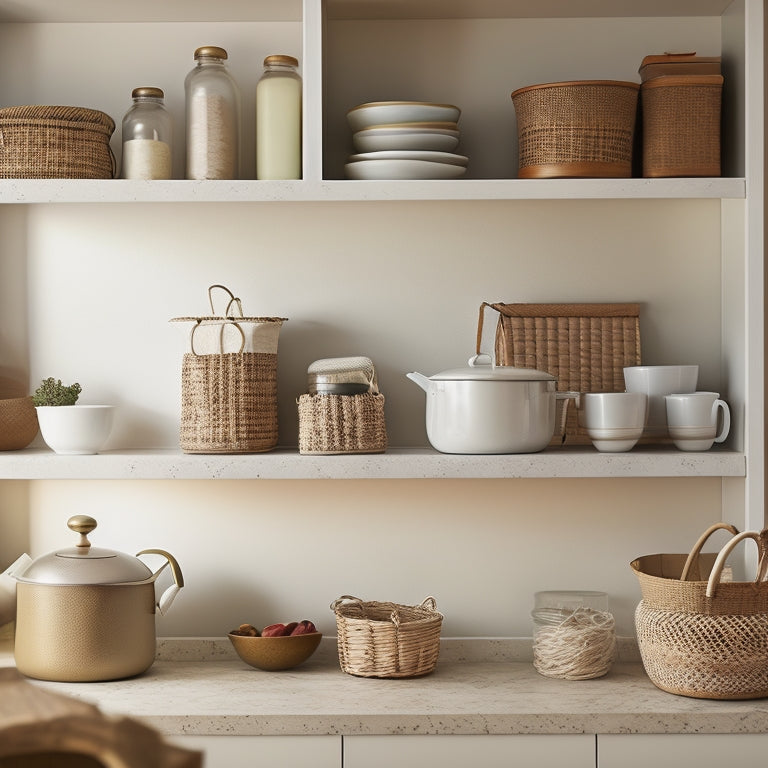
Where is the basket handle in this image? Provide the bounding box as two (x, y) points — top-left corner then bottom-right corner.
(208, 284), (244, 318)
(189, 319), (245, 356)
(680, 522), (739, 581)
(706, 529), (768, 597)
(419, 596), (438, 612)
(330, 595), (363, 613)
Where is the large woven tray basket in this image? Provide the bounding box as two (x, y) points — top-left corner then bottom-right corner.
(171, 285), (287, 454)
(478, 302), (641, 444)
(0, 105), (116, 178)
(331, 595), (442, 678)
(631, 523), (768, 700)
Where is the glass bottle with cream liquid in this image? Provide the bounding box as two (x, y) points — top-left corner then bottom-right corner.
(255, 55), (302, 179)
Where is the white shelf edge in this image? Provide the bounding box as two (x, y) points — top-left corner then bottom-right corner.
(0, 446), (746, 480)
(0, 177), (746, 204)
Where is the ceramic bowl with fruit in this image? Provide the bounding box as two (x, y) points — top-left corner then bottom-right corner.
(228, 620), (322, 671)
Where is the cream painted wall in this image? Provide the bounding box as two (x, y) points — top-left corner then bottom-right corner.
(0, 196), (727, 640)
(26, 477), (725, 637)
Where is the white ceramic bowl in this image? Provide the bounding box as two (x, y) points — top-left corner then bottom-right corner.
(36, 405), (116, 455)
(348, 150), (468, 166)
(346, 101), (461, 132)
(344, 158), (467, 180)
(352, 127), (460, 153)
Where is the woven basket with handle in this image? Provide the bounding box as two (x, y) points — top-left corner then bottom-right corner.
(331, 595), (442, 678)
(477, 302), (641, 445)
(632, 522), (768, 700)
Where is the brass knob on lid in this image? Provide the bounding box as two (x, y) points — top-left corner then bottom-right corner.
(67, 515), (97, 550)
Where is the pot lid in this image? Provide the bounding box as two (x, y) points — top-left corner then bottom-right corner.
(16, 515), (153, 586)
(427, 354), (556, 382)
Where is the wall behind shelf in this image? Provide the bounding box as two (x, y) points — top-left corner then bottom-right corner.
(2, 198), (724, 450)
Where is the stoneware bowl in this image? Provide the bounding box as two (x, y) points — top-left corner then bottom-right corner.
(35, 405), (115, 455)
(228, 632), (322, 671)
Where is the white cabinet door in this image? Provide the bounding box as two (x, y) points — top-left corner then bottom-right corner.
(599, 734), (768, 768)
(170, 735), (340, 768)
(344, 734), (594, 768)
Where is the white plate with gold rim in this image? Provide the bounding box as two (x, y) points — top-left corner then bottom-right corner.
(344, 158), (467, 180)
(347, 101), (461, 132)
(348, 150), (468, 166)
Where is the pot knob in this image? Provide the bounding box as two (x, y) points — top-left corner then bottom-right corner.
(67, 514), (97, 550)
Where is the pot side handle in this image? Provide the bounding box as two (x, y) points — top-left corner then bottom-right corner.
(136, 548), (184, 616)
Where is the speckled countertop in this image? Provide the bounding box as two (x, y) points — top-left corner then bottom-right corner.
(3, 637), (768, 737)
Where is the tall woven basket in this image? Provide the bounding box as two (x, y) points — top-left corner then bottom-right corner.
(0, 105), (115, 178)
(631, 523), (768, 700)
(331, 595), (443, 678)
(171, 285), (287, 454)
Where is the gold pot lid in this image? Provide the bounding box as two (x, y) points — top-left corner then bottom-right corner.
(16, 515), (153, 586)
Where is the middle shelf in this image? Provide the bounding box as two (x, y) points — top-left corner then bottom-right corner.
(0, 446), (745, 480)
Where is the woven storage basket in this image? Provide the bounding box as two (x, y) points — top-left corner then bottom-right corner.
(478, 302), (642, 445)
(297, 393), (387, 455)
(0, 105), (115, 179)
(331, 595), (443, 678)
(172, 285), (286, 454)
(0, 397), (39, 451)
(631, 523), (768, 700)
(510, 80), (640, 178)
(640, 75), (723, 177)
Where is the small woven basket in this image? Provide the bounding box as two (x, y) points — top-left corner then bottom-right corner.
(297, 393), (387, 455)
(510, 80), (640, 178)
(631, 523), (768, 700)
(0, 397), (39, 451)
(331, 595), (443, 678)
(0, 105), (116, 178)
(640, 74), (723, 177)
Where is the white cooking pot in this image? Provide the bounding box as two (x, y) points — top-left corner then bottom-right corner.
(407, 355), (579, 454)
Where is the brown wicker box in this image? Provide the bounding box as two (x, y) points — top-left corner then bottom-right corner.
(510, 80), (640, 178)
(639, 53), (721, 81)
(331, 595), (442, 678)
(480, 302), (642, 445)
(298, 393), (387, 455)
(640, 75), (723, 177)
(0, 105), (115, 179)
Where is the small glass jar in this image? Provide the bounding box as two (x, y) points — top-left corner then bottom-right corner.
(255, 54), (302, 180)
(121, 87), (172, 179)
(185, 45), (241, 180)
(531, 590), (616, 680)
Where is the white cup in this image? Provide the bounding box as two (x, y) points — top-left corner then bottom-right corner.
(623, 365), (699, 436)
(664, 392), (730, 451)
(579, 392), (648, 452)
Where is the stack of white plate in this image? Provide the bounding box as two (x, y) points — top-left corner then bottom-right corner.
(345, 101), (467, 180)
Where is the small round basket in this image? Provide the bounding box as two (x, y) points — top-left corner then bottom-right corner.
(331, 594), (443, 678)
(0, 397), (39, 451)
(510, 80), (640, 178)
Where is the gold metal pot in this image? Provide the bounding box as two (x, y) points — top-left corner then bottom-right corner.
(13, 515), (183, 682)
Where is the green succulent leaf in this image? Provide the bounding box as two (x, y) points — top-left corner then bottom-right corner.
(32, 377), (82, 407)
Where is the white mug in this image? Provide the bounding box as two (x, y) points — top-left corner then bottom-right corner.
(664, 392), (730, 451)
(623, 365), (699, 436)
(579, 392), (647, 452)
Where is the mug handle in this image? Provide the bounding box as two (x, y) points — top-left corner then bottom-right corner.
(713, 399), (731, 443)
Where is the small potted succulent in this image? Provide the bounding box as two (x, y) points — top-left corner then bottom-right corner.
(33, 378), (115, 455)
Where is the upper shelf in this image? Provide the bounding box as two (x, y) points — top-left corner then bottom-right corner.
(0, 178), (746, 204)
(0, 446), (745, 480)
(0, 0), (736, 23)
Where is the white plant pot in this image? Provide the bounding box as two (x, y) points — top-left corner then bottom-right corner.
(35, 405), (116, 455)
